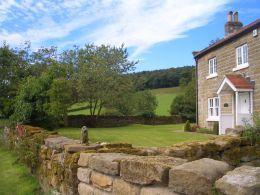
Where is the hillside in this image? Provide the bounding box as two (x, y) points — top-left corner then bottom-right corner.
(151, 87), (184, 116)
(68, 86), (183, 116)
(131, 66), (194, 90)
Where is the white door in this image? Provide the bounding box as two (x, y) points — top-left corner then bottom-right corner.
(239, 93), (250, 114)
(237, 92), (252, 126)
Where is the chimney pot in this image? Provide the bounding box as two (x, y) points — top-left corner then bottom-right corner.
(225, 11), (243, 36)
(227, 11), (233, 22)
(234, 11), (238, 22)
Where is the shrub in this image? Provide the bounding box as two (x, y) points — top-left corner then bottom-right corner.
(213, 122), (219, 135)
(170, 77), (196, 121)
(242, 112), (260, 145)
(135, 90), (157, 118)
(184, 120), (191, 132)
(191, 124), (200, 132)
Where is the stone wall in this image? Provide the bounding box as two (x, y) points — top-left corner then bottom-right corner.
(67, 115), (184, 128)
(1, 125), (259, 195)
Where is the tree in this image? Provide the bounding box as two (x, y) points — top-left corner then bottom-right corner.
(135, 90), (158, 117)
(170, 77), (196, 121)
(47, 78), (73, 125)
(11, 62), (73, 128)
(0, 43), (30, 117)
(77, 44), (137, 117)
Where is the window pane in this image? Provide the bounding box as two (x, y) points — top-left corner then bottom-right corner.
(237, 47), (242, 65)
(243, 44), (248, 63)
(215, 108), (219, 116)
(210, 108), (213, 116)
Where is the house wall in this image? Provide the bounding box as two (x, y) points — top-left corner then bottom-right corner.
(220, 93), (233, 115)
(197, 26), (260, 129)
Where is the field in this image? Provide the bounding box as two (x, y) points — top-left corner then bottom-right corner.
(151, 87), (183, 116)
(58, 124), (214, 147)
(68, 87), (183, 116)
(0, 146), (40, 195)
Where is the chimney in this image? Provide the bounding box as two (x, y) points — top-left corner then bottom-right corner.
(227, 11), (233, 22)
(225, 11), (243, 36)
(233, 11), (238, 22)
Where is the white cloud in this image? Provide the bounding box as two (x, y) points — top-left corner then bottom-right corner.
(0, 0), (230, 55)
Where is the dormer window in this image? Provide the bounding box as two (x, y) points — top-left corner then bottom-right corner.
(233, 43), (249, 71)
(206, 57), (217, 79)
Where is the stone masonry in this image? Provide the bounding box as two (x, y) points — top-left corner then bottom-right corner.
(196, 23), (260, 129)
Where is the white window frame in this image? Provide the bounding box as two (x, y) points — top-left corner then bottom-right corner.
(207, 97), (219, 121)
(233, 44), (249, 71)
(206, 57), (218, 79)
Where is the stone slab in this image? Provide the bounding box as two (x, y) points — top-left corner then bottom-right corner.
(64, 144), (88, 153)
(78, 182), (94, 195)
(113, 178), (140, 195)
(78, 153), (133, 171)
(215, 165), (260, 195)
(90, 171), (114, 192)
(44, 136), (80, 150)
(78, 153), (97, 167)
(169, 158), (231, 195)
(120, 156), (187, 185)
(140, 186), (179, 195)
(77, 167), (92, 183)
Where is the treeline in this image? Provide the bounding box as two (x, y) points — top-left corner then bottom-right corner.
(0, 43), (158, 128)
(130, 66), (194, 90)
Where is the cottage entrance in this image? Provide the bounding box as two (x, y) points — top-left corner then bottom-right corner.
(217, 75), (254, 134)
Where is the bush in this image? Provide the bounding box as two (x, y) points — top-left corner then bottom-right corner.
(213, 122), (219, 135)
(242, 112), (260, 145)
(170, 77), (196, 121)
(135, 90), (157, 117)
(191, 124), (200, 132)
(184, 120), (191, 132)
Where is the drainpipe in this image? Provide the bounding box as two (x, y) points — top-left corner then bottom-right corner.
(195, 58), (199, 125)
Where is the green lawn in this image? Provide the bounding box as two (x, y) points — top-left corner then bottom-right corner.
(151, 87), (184, 116)
(68, 87), (183, 116)
(57, 124), (214, 147)
(0, 146), (40, 195)
(0, 119), (9, 127)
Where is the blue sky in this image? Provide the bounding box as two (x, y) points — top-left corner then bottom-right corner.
(0, 0), (260, 71)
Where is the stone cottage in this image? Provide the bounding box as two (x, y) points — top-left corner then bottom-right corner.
(193, 11), (260, 134)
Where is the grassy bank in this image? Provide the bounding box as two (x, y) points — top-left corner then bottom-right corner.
(57, 124), (214, 147)
(151, 87), (183, 116)
(0, 146), (40, 195)
(68, 87), (183, 116)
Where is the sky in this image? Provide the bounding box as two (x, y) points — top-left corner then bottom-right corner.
(0, 0), (260, 71)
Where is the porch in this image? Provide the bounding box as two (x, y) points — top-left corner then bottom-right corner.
(217, 75), (254, 134)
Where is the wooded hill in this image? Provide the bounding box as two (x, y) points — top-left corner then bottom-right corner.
(130, 66), (194, 90)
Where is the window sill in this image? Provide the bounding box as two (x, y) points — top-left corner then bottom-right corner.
(206, 117), (219, 122)
(232, 63), (249, 72)
(206, 73), (218, 80)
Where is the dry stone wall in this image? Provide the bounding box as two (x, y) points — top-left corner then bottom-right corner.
(1, 125), (260, 195)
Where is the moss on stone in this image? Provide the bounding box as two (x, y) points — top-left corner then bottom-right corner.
(222, 146), (260, 165)
(104, 143), (132, 149)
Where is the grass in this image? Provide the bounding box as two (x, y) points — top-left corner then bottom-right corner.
(0, 146), (40, 195)
(68, 87), (183, 116)
(151, 87), (184, 116)
(0, 119), (9, 127)
(57, 124), (215, 147)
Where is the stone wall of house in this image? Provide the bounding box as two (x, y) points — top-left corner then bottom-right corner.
(197, 25), (260, 129)
(1, 125), (260, 195)
(220, 93), (233, 114)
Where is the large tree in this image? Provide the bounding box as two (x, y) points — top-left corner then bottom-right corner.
(76, 44), (137, 116)
(0, 43), (30, 117)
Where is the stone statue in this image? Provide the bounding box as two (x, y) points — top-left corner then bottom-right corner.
(3, 127), (10, 142)
(81, 126), (89, 144)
